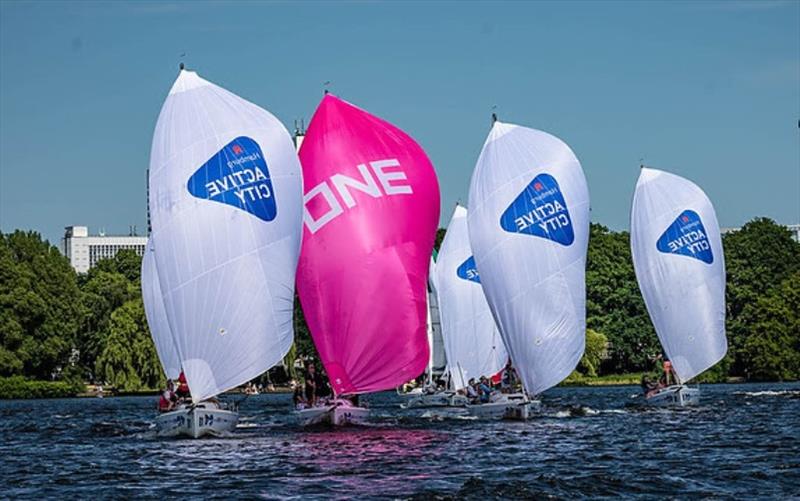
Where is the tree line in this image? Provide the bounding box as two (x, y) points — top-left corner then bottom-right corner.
(0, 217), (797, 391)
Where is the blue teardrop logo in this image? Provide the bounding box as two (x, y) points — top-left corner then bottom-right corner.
(187, 136), (277, 222)
(456, 255), (481, 283)
(500, 173), (574, 246)
(656, 210), (713, 264)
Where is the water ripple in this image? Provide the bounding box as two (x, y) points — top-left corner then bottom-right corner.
(1, 383), (799, 498)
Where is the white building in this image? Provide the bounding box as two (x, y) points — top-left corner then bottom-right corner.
(62, 226), (147, 273)
(789, 224), (800, 243)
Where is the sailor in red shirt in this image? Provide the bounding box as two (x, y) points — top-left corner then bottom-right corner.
(176, 370), (191, 400)
(158, 380), (178, 412)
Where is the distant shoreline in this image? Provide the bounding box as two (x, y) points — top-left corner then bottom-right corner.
(2, 377), (790, 400)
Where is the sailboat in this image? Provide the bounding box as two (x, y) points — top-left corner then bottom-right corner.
(402, 204), (508, 410)
(296, 94), (440, 426)
(146, 68), (303, 437)
(467, 119), (590, 419)
(142, 240), (237, 437)
(630, 167), (727, 406)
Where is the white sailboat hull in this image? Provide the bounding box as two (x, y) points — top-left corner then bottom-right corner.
(403, 391), (469, 409)
(156, 402), (238, 438)
(466, 393), (536, 420)
(296, 399), (370, 426)
(645, 385), (700, 407)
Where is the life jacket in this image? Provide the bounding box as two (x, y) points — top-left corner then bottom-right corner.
(159, 391), (174, 411)
(177, 372), (190, 394)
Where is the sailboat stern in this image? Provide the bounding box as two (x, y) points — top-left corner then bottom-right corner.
(296, 399), (370, 427)
(645, 384), (700, 407)
(466, 393), (536, 420)
(156, 403), (239, 438)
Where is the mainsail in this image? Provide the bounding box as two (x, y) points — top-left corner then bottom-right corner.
(630, 167), (727, 383)
(435, 205), (508, 390)
(297, 94), (440, 396)
(141, 239), (181, 380)
(148, 70), (303, 403)
(467, 121), (590, 396)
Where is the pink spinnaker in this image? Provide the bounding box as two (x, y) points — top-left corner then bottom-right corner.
(297, 94), (440, 396)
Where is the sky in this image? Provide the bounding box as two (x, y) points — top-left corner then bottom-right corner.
(1, 0), (798, 245)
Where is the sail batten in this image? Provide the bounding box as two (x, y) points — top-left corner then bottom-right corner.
(147, 70), (303, 403)
(297, 94), (440, 396)
(467, 121), (589, 396)
(630, 167), (727, 383)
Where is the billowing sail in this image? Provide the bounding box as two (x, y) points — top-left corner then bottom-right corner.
(630, 167), (727, 383)
(148, 70), (303, 403)
(467, 121), (590, 396)
(435, 205), (508, 390)
(141, 239), (181, 380)
(297, 94), (440, 395)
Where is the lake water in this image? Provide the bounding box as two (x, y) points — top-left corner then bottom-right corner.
(2, 383), (799, 499)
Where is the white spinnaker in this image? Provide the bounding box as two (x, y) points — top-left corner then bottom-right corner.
(141, 239), (181, 380)
(467, 122), (589, 396)
(630, 167), (727, 383)
(148, 70), (303, 403)
(436, 205), (507, 390)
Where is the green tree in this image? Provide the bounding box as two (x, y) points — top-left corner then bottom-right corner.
(585, 224), (659, 373)
(736, 272), (800, 381)
(89, 249), (143, 285)
(577, 329), (608, 377)
(95, 298), (164, 391)
(0, 231), (83, 379)
(724, 219), (800, 376)
(434, 228), (446, 252)
(78, 270), (138, 376)
(284, 293), (316, 381)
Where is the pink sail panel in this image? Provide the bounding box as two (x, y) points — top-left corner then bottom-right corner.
(297, 94), (440, 395)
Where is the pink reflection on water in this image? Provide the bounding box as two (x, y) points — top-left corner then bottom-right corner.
(287, 427), (449, 492)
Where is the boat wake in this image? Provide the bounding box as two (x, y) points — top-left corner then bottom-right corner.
(547, 406), (628, 418)
(734, 390), (800, 398)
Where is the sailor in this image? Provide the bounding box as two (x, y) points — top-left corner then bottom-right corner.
(501, 361), (517, 393)
(293, 386), (307, 410)
(304, 363), (330, 406)
(175, 370), (191, 400)
(158, 380), (178, 413)
(478, 376), (493, 403)
(641, 375), (658, 396)
(466, 378), (479, 403)
(662, 356), (674, 386)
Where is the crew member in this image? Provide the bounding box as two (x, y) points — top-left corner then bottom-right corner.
(158, 380), (178, 412)
(662, 356), (674, 387)
(176, 370), (191, 400)
(304, 363), (329, 406)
